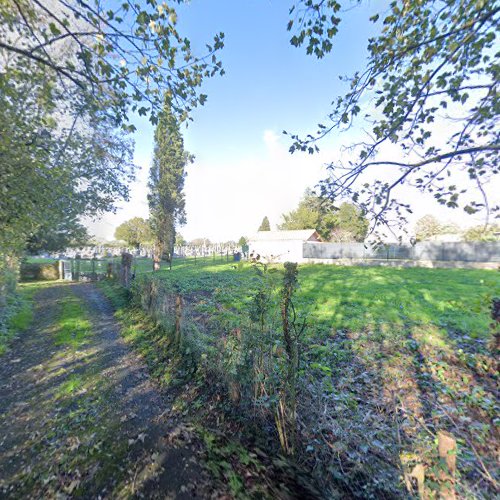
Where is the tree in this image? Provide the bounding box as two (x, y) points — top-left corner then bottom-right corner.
(287, 1), (499, 233)
(258, 216), (271, 231)
(415, 215), (444, 241)
(279, 196), (320, 232)
(238, 236), (249, 254)
(26, 218), (89, 254)
(114, 218), (153, 249)
(279, 190), (368, 241)
(464, 224), (499, 242)
(414, 215), (460, 241)
(0, 1), (223, 315)
(190, 238), (211, 246)
(329, 203), (369, 243)
(175, 233), (187, 247)
(0, 1), (224, 129)
(148, 101), (192, 271)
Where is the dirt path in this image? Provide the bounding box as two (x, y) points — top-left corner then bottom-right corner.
(0, 283), (216, 499)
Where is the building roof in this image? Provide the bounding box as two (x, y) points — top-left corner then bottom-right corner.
(249, 230), (320, 242)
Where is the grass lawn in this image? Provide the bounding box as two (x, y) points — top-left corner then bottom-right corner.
(136, 258), (498, 339)
(126, 259), (499, 497)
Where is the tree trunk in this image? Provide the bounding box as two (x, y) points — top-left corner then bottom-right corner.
(153, 242), (162, 271)
(153, 255), (161, 271)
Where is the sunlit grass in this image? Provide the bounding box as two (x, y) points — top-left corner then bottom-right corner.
(56, 374), (84, 397)
(131, 260), (499, 346)
(1, 281), (55, 355)
(54, 292), (92, 348)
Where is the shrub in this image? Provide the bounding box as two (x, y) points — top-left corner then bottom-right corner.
(20, 261), (60, 281)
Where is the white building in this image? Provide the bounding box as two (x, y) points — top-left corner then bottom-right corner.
(248, 229), (322, 263)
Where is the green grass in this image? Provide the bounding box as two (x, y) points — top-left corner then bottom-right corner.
(122, 259), (499, 497)
(26, 257), (58, 264)
(134, 259), (499, 344)
(1, 281), (52, 355)
(54, 292), (92, 348)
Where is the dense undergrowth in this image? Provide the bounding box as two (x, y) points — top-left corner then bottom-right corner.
(100, 260), (499, 498)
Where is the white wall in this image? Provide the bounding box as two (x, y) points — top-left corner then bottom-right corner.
(248, 240), (305, 263)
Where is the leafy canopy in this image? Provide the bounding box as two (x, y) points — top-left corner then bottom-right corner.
(114, 217), (153, 248)
(258, 216), (271, 231)
(287, 0), (499, 232)
(279, 189), (369, 242)
(1, 0), (223, 260)
(0, 0), (225, 128)
(464, 224), (499, 242)
(414, 214), (459, 241)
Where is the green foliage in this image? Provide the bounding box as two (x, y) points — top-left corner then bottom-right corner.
(0, 1), (224, 127)
(26, 219), (89, 254)
(0, 63), (135, 258)
(287, 0), (499, 229)
(190, 238), (211, 246)
(1, 0), (224, 309)
(279, 189), (369, 241)
(463, 224), (500, 242)
(54, 293), (92, 349)
(114, 217), (153, 248)
(148, 101), (192, 267)
(415, 215), (447, 241)
(105, 258), (499, 496)
(175, 233), (187, 246)
(20, 261), (60, 281)
(258, 216), (271, 231)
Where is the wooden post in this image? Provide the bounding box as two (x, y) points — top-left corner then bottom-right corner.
(106, 262), (113, 279)
(153, 242), (161, 271)
(438, 430), (456, 499)
(121, 253), (133, 288)
(74, 255), (81, 281)
(174, 294), (182, 347)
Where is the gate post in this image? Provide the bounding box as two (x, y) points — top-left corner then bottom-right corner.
(121, 253), (133, 288)
(74, 255), (81, 281)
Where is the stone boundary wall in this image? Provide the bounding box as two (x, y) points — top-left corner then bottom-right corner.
(302, 258), (498, 270)
(303, 241), (500, 266)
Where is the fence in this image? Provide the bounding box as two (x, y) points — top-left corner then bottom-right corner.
(303, 241), (500, 263)
(57, 257), (121, 282)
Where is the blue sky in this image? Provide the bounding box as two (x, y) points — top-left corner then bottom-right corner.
(87, 1), (490, 242)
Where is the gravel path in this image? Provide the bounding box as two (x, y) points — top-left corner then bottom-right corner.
(0, 283), (214, 499)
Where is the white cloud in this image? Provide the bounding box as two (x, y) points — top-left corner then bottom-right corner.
(181, 129), (331, 241)
(86, 125), (498, 243)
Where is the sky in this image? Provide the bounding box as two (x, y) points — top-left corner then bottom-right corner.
(86, 0), (497, 243)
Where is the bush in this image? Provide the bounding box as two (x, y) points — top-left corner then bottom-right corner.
(20, 261), (60, 281)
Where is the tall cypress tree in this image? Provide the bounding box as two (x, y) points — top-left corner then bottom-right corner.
(148, 101), (192, 270)
(258, 216), (271, 231)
